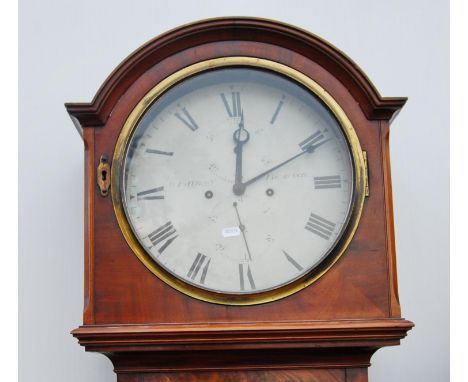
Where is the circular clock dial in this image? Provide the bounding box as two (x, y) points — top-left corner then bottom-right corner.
(120, 67), (355, 295)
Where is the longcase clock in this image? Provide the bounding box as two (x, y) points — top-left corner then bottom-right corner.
(66, 17), (413, 382)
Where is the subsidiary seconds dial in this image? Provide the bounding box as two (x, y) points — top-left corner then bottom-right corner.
(114, 59), (365, 303)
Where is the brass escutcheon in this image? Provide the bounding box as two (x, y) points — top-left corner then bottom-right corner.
(97, 154), (111, 197)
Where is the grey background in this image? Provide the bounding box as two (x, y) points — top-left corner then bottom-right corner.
(19, 0), (449, 381)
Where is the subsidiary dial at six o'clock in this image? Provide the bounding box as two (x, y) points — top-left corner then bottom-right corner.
(122, 69), (354, 295)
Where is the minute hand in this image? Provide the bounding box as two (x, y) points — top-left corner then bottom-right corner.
(243, 138), (331, 187)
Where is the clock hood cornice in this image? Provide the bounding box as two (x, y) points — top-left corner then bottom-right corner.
(65, 17), (406, 134)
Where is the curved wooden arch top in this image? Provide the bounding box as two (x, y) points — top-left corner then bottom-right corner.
(65, 17), (406, 129)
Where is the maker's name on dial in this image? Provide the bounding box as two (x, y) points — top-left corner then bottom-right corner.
(167, 180), (215, 188)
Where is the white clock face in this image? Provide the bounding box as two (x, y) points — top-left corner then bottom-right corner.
(121, 68), (354, 295)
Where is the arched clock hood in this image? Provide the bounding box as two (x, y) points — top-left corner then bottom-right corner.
(65, 17), (406, 133)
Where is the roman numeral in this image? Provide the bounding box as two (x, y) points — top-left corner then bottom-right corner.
(220, 92), (242, 118)
(314, 175), (342, 189)
(175, 108), (199, 131)
(270, 95), (285, 124)
(299, 131), (330, 152)
(187, 253), (210, 284)
(137, 186), (164, 200)
(148, 221), (178, 254)
(305, 213), (336, 240)
(145, 148), (174, 156)
(282, 250), (303, 271)
(239, 263), (256, 291)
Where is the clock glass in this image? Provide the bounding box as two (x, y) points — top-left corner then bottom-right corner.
(114, 59), (364, 302)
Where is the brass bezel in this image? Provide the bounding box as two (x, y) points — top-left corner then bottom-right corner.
(111, 57), (366, 305)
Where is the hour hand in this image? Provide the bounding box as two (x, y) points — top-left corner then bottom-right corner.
(232, 111), (249, 195)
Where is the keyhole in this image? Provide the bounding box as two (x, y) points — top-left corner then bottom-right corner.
(97, 154), (110, 197)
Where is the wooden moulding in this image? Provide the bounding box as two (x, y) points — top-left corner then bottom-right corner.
(64, 17), (406, 130)
(71, 319), (413, 376)
(72, 319), (413, 353)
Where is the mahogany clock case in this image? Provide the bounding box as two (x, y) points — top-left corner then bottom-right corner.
(66, 17), (413, 381)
